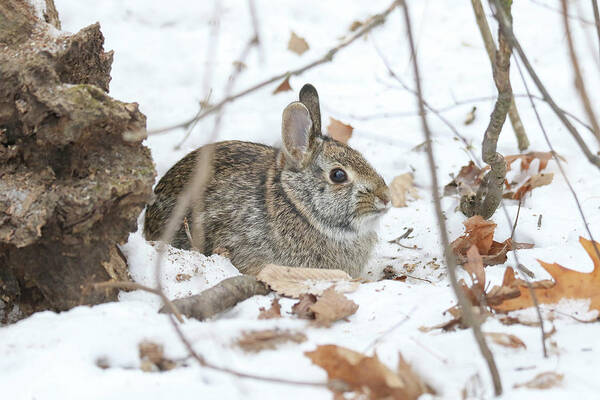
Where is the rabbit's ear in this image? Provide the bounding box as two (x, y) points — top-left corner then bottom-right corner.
(299, 83), (321, 135)
(282, 101), (315, 168)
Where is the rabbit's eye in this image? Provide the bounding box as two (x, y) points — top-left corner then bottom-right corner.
(329, 168), (348, 183)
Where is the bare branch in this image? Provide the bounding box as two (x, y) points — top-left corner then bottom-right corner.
(593, 0), (600, 58)
(561, 0), (600, 143)
(400, 0), (503, 395)
(470, 0), (529, 151)
(91, 281), (184, 323)
(148, 0), (401, 136)
(491, 0), (600, 169)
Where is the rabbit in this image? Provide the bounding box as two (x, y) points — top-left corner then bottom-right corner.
(143, 84), (390, 277)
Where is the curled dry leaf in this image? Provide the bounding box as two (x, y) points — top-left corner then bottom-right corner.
(445, 151), (560, 200)
(493, 237), (600, 315)
(272, 76), (292, 95)
(451, 216), (534, 266)
(390, 173), (419, 208)
(236, 329), (307, 353)
(258, 297), (281, 319)
(175, 273), (191, 282)
(256, 264), (358, 298)
(485, 332), (527, 349)
(291, 293), (318, 319)
(513, 371), (563, 390)
(288, 31), (309, 55)
(139, 341), (177, 372)
(305, 345), (433, 400)
(309, 287), (358, 327)
(327, 117), (353, 144)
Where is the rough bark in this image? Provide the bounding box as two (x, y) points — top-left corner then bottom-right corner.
(0, 0), (155, 320)
(461, 0), (512, 219)
(160, 276), (271, 321)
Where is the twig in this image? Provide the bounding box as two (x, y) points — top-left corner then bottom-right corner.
(91, 281), (184, 323)
(461, 0), (514, 220)
(593, 0), (600, 58)
(148, 0), (400, 136)
(513, 55), (600, 278)
(470, 0), (529, 151)
(510, 197), (522, 240)
(528, 0), (596, 26)
(174, 90), (212, 150)
(400, 1), (503, 395)
(491, 0), (600, 169)
(561, 0), (600, 143)
(388, 227), (414, 243)
(372, 42), (480, 166)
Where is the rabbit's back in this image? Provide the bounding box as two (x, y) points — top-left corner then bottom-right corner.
(144, 140), (275, 256)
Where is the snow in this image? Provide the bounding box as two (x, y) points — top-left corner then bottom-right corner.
(2, 0), (600, 398)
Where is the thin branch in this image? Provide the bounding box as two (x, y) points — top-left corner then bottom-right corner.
(400, 1), (503, 395)
(528, 0), (596, 26)
(91, 281), (184, 323)
(148, 0), (400, 136)
(593, 0), (600, 58)
(491, 0), (600, 169)
(470, 0), (529, 151)
(372, 41), (480, 166)
(561, 0), (600, 143)
(513, 55), (600, 276)
(461, 0), (513, 220)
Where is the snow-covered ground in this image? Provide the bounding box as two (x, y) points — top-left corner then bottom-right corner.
(2, 0), (600, 398)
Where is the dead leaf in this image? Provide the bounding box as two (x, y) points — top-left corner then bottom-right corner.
(505, 152), (562, 172)
(291, 293), (317, 319)
(175, 273), (191, 282)
(444, 161), (485, 197)
(327, 117), (353, 144)
(510, 173), (553, 200)
(451, 216), (533, 266)
(273, 76), (292, 95)
(236, 329), (306, 353)
(305, 345), (433, 399)
(513, 371), (563, 389)
(493, 237), (600, 314)
(390, 173), (419, 207)
(485, 332), (526, 349)
(445, 152), (561, 200)
(256, 264), (358, 298)
(309, 287), (358, 327)
(464, 106), (477, 125)
(139, 341), (177, 372)
(258, 298), (281, 319)
(288, 32), (309, 55)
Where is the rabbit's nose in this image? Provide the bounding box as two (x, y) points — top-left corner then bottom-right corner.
(375, 186), (391, 209)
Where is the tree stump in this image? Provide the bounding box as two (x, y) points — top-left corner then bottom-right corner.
(0, 0), (156, 322)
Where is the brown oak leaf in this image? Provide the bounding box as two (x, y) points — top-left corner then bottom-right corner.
(309, 287), (358, 327)
(492, 237), (600, 314)
(273, 76), (292, 94)
(288, 32), (309, 55)
(236, 329), (306, 353)
(258, 298), (281, 319)
(305, 345), (433, 399)
(327, 117), (353, 144)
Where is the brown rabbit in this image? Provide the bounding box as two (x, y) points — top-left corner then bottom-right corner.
(144, 84), (390, 277)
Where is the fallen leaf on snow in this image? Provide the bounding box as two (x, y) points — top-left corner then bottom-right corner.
(493, 237), (600, 315)
(513, 371), (563, 389)
(510, 173), (554, 200)
(451, 216), (533, 266)
(327, 117), (353, 144)
(139, 341), (177, 372)
(485, 332), (526, 349)
(309, 287), (358, 327)
(305, 345), (433, 399)
(272, 76), (292, 94)
(256, 264), (358, 298)
(258, 298), (281, 319)
(175, 273), (191, 282)
(236, 329), (307, 353)
(288, 31), (309, 55)
(390, 173), (419, 207)
(445, 152), (561, 200)
(291, 293), (318, 319)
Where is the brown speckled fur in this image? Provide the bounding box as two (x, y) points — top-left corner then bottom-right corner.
(144, 85), (390, 277)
